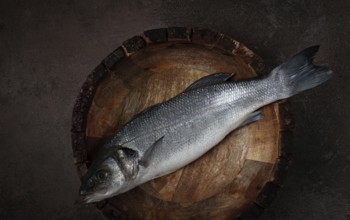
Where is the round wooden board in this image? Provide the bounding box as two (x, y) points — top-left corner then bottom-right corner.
(71, 27), (293, 220)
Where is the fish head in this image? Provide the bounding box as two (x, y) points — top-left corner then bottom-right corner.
(79, 149), (126, 203)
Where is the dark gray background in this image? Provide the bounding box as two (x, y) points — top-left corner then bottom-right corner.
(1, 0), (349, 219)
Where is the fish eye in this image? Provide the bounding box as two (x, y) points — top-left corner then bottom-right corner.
(96, 170), (109, 182)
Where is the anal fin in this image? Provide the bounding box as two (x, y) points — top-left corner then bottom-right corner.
(238, 110), (263, 128)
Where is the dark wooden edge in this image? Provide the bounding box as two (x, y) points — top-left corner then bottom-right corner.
(103, 47), (125, 71)
(237, 101), (294, 219)
(143, 28), (168, 43)
(71, 27), (291, 219)
(122, 36), (146, 55)
(167, 26), (192, 41)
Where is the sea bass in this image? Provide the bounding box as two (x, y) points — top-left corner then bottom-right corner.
(79, 46), (332, 203)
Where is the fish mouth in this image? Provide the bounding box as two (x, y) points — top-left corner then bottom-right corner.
(75, 195), (96, 204)
(76, 192), (108, 204)
(82, 197), (94, 203)
(78, 185), (111, 203)
(75, 195), (88, 204)
(76, 189), (96, 204)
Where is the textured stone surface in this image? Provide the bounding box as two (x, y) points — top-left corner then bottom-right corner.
(0, 0), (349, 219)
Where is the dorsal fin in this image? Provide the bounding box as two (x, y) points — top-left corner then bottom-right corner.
(184, 73), (235, 92)
(127, 73), (235, 122)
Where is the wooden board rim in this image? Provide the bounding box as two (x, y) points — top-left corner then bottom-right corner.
(71, 27), (293, 220)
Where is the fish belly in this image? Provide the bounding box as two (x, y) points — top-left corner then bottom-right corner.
(140, 106), (248, 181)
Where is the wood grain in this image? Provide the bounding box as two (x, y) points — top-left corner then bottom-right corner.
(72, 27), (291, 220)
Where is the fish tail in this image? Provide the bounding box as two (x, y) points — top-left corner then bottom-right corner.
(270, 45), (332, 99)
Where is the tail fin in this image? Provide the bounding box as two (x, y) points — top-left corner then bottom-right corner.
(270, 45), (333, 99)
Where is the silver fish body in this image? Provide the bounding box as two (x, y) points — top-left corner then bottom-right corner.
(112, 78), (273, 183)
(79, 46), (332, 203)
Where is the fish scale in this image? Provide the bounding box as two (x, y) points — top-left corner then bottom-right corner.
(79, 46), (332, 203)
(112, 79), (278, 183)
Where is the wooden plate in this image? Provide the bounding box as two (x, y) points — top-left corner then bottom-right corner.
(72, 27), (293, 220)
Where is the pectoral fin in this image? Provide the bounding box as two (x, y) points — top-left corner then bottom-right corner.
(238, 110), (263, 128)
(139, 136), (164, 167)
(184, 73), (235, 91)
